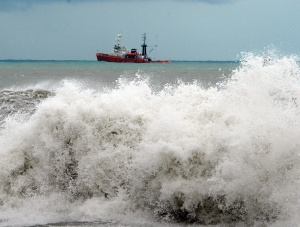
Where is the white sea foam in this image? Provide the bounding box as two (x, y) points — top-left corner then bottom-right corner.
(1, 54), (300, 226)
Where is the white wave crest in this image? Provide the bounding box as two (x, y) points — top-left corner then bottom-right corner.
(1, 53), (300, 226)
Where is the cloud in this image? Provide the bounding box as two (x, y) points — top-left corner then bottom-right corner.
(198, 0), (234, 3)
(0, 0), (80, 12)
(176, 0), (235, 4)
(0, 0), (30, 11)
(0, 0), (234, 12)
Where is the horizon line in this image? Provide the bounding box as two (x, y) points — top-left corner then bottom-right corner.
(0, 59), (240, 62)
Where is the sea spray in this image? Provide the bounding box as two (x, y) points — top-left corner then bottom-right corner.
(1, 54), (300, 226)
(0, 89), (52, 128)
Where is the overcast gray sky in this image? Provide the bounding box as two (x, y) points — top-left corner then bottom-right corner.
(0, 0), (299, 61)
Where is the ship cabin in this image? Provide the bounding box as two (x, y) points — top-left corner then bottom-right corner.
(126, 48), (140, 59)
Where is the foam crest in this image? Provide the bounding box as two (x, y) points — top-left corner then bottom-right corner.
(1, 54), (300, 226)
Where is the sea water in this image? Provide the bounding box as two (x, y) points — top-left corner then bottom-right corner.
(1, 53), (300, 227)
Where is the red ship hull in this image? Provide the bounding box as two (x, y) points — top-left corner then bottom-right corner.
(96, 53), (171, 63)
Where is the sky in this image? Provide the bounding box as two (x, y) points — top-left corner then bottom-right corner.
(0, 0), (300, 61)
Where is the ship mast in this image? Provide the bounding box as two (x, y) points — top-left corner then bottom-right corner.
(141, 33), (147, 59)
(115, 33), (122, 46)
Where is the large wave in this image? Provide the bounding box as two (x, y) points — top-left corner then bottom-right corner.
(1, 53), (300, 226)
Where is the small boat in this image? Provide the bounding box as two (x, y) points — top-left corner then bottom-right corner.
(96, 33), (171, 63)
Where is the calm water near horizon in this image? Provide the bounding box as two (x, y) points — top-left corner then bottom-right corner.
(0, 60), (238, 90)
(1, 56), (300, 227)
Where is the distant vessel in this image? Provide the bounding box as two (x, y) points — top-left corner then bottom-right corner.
(96, 33), (171, 63)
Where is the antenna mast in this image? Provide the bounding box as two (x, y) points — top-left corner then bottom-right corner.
(115, 32), (122, 46)
(141, 33), (147, 58)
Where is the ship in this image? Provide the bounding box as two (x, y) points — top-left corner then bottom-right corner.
(96, 33), (171, 63)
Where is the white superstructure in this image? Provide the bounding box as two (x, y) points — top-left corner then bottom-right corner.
(110, 33), (127, 57)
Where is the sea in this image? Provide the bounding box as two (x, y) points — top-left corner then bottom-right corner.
(1, 52), (300, 227)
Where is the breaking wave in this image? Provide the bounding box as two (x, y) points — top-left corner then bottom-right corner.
(1, 53), (300, 226)
(0, 89), (52, 127)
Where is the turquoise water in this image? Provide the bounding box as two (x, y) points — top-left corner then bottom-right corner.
(0, 60), (238, 90)
(2, 57), (300, 227)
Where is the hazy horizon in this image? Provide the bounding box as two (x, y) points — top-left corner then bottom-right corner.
(1, 0), (300, 61)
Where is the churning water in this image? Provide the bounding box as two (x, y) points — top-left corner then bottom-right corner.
(1, 53), (300, 226)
